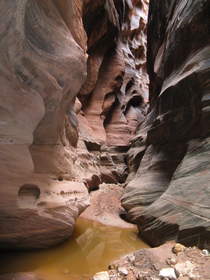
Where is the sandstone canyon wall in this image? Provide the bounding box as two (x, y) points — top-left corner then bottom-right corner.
(0, 0), (148, 249)
(122, 0), (210, 250)
(0, 0), (89, 249)
(1, 0), (209, 253)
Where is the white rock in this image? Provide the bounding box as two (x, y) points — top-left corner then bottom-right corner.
(188, 272), (200, 279)
(159, 268), (177, 279)
(118, 267), (128, 275)
(202, 249), (209, 256)
(175, 261), (194, 276)
(93, 271), (110, 280)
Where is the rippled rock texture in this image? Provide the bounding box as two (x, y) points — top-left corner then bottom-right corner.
(0, 0), (90, 249)
(77, 0), (148, 185)
(0, 0), (148, 249)
(122, 0), (210, 249)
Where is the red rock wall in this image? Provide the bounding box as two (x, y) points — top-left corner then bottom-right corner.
(74, 0), (149, 187)
(2, 0), (209, 253)
(0, 0), (148, 249)
(0, 0), (92, 250)
(122, 0), (210, 250)
(79, 0), (148, 147)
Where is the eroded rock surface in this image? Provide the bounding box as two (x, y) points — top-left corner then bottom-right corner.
(81, 184), (134, 228)
(79, 0), (148, 146)
(0, 0), (91, 249)
(122, 0), (210, 249)
(76, 0), (149, 186)
(0, 0), (148, 249)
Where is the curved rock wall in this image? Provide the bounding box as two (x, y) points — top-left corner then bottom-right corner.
(0, 0), (148, 249)
(0, 0), (90, 249)
(79, 0), (148, 147)
(74, 0), (149, 187)
(122, 0), (210, 249)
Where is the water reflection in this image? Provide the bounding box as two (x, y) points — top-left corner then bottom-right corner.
(0, 218), (148, 280)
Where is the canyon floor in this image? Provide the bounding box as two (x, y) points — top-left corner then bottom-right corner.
(0, 185), (210, 280)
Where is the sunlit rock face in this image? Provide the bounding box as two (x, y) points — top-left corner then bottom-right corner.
(0, 0), (148, 249)
(79, 0), (148, 147)
(77, 0), (149, 187)
(122, 0), (210, 249)
(0, 0), (90, 249)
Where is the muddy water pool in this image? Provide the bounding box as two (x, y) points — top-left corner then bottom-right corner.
(0, 218), (149, 280)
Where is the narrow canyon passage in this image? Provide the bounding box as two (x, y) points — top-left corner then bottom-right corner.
(0, 0), (149, 251)
(0, 0), (210, 279)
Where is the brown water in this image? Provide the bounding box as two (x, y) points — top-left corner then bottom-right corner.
(0, 218), (149, 280)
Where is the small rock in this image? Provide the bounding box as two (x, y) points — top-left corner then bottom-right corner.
(172, 243), (186, 255)
(93, 271), (110, 280)
(166, 257), (177, 266)
(188, 272), (200, 280)
(174, 261), (194, 276)
(201, 249), (209, 256)
(118, 267), (128, 275)
(159, 268), (177, 279)
(108, 264), (117, 270)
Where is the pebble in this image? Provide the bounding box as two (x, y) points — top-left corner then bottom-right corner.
(172, 243), (186, 255)
(166, 257), (177, 266)
(159, 268), (177, 279)
(118, 267), (128, 275)
(108, 264), (117, 270)
(93, 271), (110, 280)
(202, 249), (209, 256)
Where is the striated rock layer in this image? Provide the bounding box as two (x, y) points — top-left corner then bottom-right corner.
(0, 0), (148, 249)
(76, 0), (149, 186)
(0, 0), (90, 250)
(122, 0), (210, 249)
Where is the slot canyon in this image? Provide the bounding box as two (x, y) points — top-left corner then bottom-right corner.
(0, 0), (210, 279)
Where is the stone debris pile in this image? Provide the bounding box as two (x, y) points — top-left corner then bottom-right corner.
(92, 243), (210, 280)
